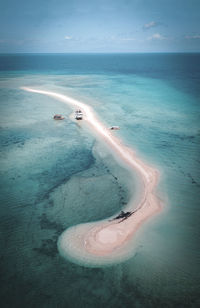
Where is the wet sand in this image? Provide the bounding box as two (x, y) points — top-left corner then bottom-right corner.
(21, 87), (162, 258)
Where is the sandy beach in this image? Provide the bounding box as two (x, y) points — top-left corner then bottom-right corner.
(21, 86), (161, 259)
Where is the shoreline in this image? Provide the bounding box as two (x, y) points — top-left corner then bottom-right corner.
(21, 86), (162, 263)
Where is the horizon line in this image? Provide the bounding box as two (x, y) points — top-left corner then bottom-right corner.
(0, 51), (200, 55)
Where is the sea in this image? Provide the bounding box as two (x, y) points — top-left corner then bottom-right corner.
(0, 53), (199, 307)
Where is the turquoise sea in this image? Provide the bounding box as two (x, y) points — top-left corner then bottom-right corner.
(0, 53), (199, 307)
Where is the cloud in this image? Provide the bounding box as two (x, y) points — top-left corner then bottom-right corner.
(64, 36), (72, 40)
(185, 35), (200, 39)
(147, 33), (166, 40)
(143, 21), (158, 30)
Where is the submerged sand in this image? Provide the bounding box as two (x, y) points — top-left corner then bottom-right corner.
(21, 86), (162, 262)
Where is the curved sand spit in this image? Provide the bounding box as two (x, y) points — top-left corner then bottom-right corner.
(21, 87), (162, 264)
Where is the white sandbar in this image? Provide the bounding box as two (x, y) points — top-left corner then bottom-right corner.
(21, 86), (162, 265)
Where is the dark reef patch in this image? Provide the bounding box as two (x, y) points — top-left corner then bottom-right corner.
(35, 147), (96, 203)
(39, 213), (64, 234)
(0, 127), (31, 148)
(33, 238), (58, 258)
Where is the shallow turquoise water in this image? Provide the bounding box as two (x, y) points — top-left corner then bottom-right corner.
(0, 54), (199, 307)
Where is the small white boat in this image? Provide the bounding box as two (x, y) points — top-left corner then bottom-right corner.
(109, 126), (120, 130)
(75, 110), (83, 120)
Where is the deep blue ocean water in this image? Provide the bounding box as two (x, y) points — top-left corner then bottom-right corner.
(0, 53), (200, 307)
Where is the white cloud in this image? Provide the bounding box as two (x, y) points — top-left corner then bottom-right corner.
(64, 36), (72, 40)
(148, 33), (166, 40)
(143, 21), (157, 30)
(185, 35), (200, 39)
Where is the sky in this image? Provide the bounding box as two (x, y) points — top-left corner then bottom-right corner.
(0, 0), (200, 53)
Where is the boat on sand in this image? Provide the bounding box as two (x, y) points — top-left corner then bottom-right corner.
(75, 110), (83, 120)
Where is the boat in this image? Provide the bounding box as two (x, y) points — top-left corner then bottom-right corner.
(109, 211), (133, 222)
(114, 211), (132, 220)
(109, 126), (120, 130)
(75, 110), (83, 120)
(53, 114), (65, 120)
